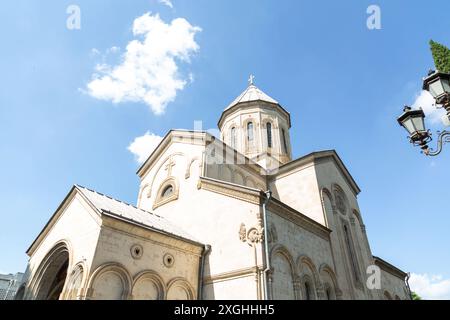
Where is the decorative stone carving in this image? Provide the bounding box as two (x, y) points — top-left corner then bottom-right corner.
(247, 225), (264, 244)
(239, 223), (247, 242)
(239, 223), (264, 245)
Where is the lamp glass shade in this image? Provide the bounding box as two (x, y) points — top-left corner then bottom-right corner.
(443, 77), (450, 94)
(411, 115), (426, 132)
(429, 79), (445, 98)
(397, 108), (427, 137)
(401, 117), (416, 135)
(423, 72), (450, 102)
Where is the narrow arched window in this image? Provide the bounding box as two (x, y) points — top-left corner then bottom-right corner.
(344, 224), (360, 283)
(282, 128), (288, 153)
(304, 282), (312, 300)
(247, 122), (254, 144)
(326, 287), (331, 300)
(266, 123), (272, 148)
(230, 127), (236, 149)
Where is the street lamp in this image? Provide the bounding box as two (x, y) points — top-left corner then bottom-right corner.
(397, 106), (431, 152)
(423, 70), (450, 107)
(397, 70), (450, 156)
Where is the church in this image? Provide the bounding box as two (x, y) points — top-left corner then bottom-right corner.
(18, 77), (411, 300)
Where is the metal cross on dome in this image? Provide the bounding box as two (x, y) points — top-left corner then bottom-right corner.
(248, 74), (255, 86)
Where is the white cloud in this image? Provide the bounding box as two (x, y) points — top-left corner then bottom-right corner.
(87, 12), (201, 115)
(159, 0), (174, 8)
(409, 273), (450, 300)
(411, 90), (446, 125)
(127, 131), (163, 164)
(106, 46), (120, 54)
(90, 48), (101, 57)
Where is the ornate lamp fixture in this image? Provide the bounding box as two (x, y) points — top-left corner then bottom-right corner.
(397, 70), (450, 156)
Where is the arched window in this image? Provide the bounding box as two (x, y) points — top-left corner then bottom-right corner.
(282, 128), (288, 153)
(266, 123), (272, 148)
(304, 281), (312, 300)
(326, 287), (331, 300)
(247, 122), (254, 144)
(343, 224), (360, 283)
(162, 185), (174, 198)
(153, 177), (179, 210)
(230, 127), (236, 149)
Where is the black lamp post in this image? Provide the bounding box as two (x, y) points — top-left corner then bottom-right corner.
(397, 70), (450, 156)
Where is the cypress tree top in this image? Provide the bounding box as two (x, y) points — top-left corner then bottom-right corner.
(430, 40), (450, 73)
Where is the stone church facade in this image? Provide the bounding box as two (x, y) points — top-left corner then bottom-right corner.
(18, 80), (410, 300)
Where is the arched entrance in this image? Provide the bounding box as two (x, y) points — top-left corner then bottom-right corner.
(32, 242), (71, 300)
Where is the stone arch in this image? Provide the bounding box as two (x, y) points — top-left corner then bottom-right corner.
(28, 240), (72, 300)
(185, 157), (201, 179)
(270, 245), (296, 300)
(88, 263), (132, 300)
(297, 255), (321, 299)
(153, 176), (179, 210)
(166, 278), (195, 300)
(352, 209), (363, 226)
(262, 118), (275, 149)
(243, 118), (258, 151)
(319, 264), (341, 300)
(320, 187), (335, 228)
(225, 122), (239, 148)
(137, 183), (150, 207)
(132, 271), (165, 300)
(63, 261), (87, 300)
(300, 274), (316, 300)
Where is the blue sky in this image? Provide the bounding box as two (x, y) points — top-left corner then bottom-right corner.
(1, 0), (449, 298)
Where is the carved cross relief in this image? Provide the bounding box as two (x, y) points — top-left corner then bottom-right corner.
(165, 157), (176, 177)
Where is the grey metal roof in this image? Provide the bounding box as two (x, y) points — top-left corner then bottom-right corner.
(225, 84), (279, 110)
(75, 185), (200, 244)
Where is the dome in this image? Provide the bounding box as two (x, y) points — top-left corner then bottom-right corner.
(225, 84), (279, 111)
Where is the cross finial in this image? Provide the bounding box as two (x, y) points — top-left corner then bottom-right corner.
(248, 74), (255, 86)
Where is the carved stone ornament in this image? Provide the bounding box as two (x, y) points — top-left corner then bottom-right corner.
(247, 225), (264, 244)
(239, 223), (247, 242)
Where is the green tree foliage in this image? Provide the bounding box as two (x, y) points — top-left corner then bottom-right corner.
(430, 40), (450, 73)
(411, 291), (422, 300)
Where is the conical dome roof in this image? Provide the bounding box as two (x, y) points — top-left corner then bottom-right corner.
(225, 84), (279, 110)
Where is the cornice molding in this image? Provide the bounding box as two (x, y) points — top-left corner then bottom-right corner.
(267, 199), (332, 241)
(198, 176), (261, 205)
(203, 266), (263, 284)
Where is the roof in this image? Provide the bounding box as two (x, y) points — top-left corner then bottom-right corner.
(218, 83), (291, 129)
(373, 256), (408, 279)
(27, 185), (202, 255)
(225, 84), (279, 110)
(75, 185), (200, 243)
(271, 150), (361, 195)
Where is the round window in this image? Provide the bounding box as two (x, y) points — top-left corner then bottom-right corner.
(130, 244), (143, 259)
(163, 253), (175, 268)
